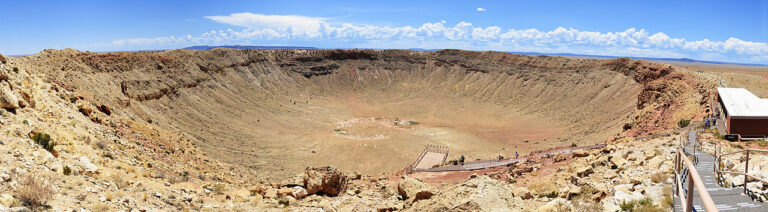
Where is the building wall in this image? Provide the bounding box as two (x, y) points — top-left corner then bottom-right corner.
(728, 117), (768, 137)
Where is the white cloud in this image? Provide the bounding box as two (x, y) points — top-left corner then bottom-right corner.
(476, 8), (486, 12)
(204, 13), (329, 37)
(96, 13), (768, 64)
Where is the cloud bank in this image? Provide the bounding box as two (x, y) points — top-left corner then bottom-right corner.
(98, 13), (768, 64)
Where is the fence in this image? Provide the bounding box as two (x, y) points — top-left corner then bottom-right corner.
(715, 147), (768, 195)
(675, 134), (719, 212)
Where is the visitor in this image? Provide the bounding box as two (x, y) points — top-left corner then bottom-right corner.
(460, 155), (465, 165)
(515, 152), (519, 159)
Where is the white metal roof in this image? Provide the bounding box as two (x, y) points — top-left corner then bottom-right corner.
(717, 88), (768, 117)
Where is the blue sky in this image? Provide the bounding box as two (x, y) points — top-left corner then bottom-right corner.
(1, 0), (767, 64)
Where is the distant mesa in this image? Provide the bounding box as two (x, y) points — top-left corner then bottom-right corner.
(185, 45), (317, 50)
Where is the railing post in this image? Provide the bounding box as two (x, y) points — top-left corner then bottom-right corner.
(686, 171), (694, 212)
(745, 149), (750, 194)
(675, 152), (680, 196)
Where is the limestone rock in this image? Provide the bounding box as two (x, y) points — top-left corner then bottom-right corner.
(0, 53), (6, 64)
(573, 165), (593, 177)
(647, 155), (664, 169)
(291, 186), (308, 199)
(78, 156), (98, 173)
(604, 189), (644, 211)
(397, 176), (435, 204)
(408, 176), (524, 211)
(263, 188), (277, 199)
(276, 187), (293, 198)
(558, 184), (582, 199)
(644, 149), (657, 160)
(610, 156), (627, 168)
(553, 152), (567, 162)
(0, 82), (19, 110)
(535, 198), (573, 212)
(304, 166), (347, 196)
(573, 149), (589, 157)
(512, 186), (533, 199)
(0, 193), (14, 206)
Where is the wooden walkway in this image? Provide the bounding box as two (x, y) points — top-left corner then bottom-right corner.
(410, 144), (605, 173)
(674, 130), (768, 211)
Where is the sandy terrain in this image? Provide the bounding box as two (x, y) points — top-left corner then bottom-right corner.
(657, 60), (768, 97)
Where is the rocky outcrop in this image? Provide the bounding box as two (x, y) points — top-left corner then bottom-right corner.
(0, 81), (18, 110)
(397, 176), (435, 204)
(304, 166), (348, 196)
(605, 57), (713, 136)
(408, 176), (525, 211)
(0, 52), (6, 64)
(535, 198), (573, 212)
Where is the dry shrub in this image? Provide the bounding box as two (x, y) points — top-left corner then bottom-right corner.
(575, 201), (603, 212)
(650, 172), (667, 183)
(94, 140), (110, 150)
(109, 173), (129, 189)
(90, 202), (111, 212)
(212, 183), (226, 194)
(15, 174), (54, 207)
(661, 186), (674, 209)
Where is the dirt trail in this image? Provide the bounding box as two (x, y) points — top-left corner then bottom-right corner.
(17, 49), (711, 180)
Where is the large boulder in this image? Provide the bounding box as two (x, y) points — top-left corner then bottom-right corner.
(303, 166), (348, 196)
(573, 165), (593, 177)
(276, 187), (293, 198)
(0, 52), (6, 64)
(0, 81), (19, 110)
(603, 189), (644, 211)
(573, 149), (589, 157)
(535, 198), (573, 212)
(512, 186), (533, 199)
(397, 176), (435, 204)
(610, 156), (628, 168)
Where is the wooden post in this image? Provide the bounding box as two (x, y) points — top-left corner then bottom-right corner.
(745, 150), (750, 194)
(686, 171), (694, 212)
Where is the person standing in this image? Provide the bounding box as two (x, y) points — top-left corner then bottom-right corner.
(460, 155), (465, 165)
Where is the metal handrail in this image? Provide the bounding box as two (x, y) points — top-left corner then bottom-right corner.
(718, 149), (748, 157)
(675, 149), (719, 212)
(715, 146), (768, 194)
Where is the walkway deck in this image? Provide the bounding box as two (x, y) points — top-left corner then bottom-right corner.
(414, 151), (449, 170)
(674, 130), (767, 211)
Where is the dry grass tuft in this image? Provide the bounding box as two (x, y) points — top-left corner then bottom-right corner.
(109, 173), (129, 189)
(15, 174), (54, 207)
(90, 202), (111, 212)
(651, 172), (667, 183)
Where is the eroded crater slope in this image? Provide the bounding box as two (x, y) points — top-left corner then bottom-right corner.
(19, 49), (710, 179)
